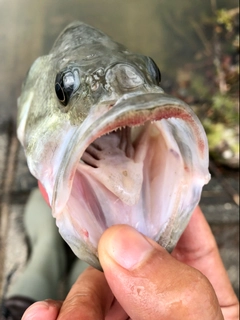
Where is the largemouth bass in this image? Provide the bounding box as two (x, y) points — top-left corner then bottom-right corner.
(17, 21), (210, 269)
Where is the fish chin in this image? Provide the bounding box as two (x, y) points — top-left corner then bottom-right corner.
(53, 93), (210, 269)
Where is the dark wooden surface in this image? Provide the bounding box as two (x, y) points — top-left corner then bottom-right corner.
(0, 0), (239, 301)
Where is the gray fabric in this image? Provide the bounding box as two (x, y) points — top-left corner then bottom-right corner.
(7, 189), (66, 301)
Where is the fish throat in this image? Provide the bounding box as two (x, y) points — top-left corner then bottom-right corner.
(63, 99), (206, 252)
(80, 120), (177, 206)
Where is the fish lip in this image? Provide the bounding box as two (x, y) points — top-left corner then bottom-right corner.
(52, 91), (209, 215)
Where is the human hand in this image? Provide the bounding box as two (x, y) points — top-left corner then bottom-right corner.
(22, 206), (239, 320)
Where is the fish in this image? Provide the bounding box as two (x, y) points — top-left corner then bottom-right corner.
(17, 21), (210, 270)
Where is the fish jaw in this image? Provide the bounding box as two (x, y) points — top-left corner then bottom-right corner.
(49, 92), (210, 269)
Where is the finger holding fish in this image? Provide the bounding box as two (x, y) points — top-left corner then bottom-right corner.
(22, 207), (239, 320)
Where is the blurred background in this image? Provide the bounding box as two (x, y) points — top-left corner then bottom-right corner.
(0, 0), (239, 301)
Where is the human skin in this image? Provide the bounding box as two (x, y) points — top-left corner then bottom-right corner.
(22, 206), (239, 320)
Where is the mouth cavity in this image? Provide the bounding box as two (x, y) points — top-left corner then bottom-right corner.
(54, 93), (209, 261)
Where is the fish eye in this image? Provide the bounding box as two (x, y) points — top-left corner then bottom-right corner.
(147, 57), (161, 85)
(55, 69), (80, 106)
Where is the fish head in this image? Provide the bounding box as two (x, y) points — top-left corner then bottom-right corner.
(17, 21), (210, 269)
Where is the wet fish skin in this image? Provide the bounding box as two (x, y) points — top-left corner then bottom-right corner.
(17, 21), (210, 270)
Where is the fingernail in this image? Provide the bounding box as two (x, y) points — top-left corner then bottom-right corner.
(107, 226), (154, 270)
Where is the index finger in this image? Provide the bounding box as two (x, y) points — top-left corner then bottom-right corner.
(57, 267), (113, 320)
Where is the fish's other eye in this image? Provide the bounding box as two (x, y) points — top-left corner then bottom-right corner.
(55, 69), (80, 106)
(147, 57), (161, 85)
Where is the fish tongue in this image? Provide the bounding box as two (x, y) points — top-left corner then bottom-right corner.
(79, 127), (144, 205)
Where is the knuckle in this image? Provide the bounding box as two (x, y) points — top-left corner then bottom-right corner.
(58, 289), (104, 320)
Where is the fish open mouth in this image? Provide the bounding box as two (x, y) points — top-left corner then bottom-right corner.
(53, 93), (210, 267)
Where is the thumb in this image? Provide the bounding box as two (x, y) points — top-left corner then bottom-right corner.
(98, 225), (223, 320)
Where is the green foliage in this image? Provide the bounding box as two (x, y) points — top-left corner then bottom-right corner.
(211, 93), (239, 125)
(154, 0), (238, 78)
(216, 8), (237, 31)
(189, 74), (211, 99)
(203, 119), (239, 164)
(204, 121), (226, 148)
